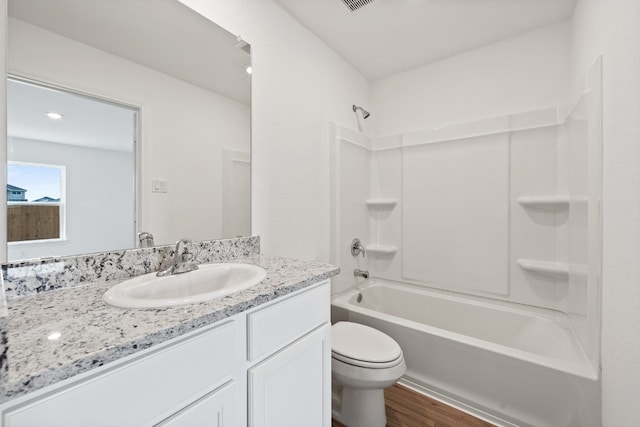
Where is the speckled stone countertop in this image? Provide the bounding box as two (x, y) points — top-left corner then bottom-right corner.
(0, 254), (338, 404)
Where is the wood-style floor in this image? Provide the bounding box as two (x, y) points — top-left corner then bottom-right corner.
(332, 384), (495, 427)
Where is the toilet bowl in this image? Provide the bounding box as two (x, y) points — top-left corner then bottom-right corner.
(331, 321), (406, 427)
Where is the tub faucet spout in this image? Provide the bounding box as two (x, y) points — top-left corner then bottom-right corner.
(354, 269), (369, 279)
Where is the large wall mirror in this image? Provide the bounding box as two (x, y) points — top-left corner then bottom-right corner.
(5, 0), (251, 262)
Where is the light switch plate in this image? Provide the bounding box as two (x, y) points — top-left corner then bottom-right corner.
(152, 178), (168, 193)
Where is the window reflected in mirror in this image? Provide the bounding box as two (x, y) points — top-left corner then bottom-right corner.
(7, 162), (64, 242)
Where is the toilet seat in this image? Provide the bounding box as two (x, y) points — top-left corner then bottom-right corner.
(332, 322), (403, 369)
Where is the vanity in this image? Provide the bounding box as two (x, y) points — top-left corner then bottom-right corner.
(0, 237), (339, 426)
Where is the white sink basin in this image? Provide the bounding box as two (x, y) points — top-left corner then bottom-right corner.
(103, 263), (267, 309)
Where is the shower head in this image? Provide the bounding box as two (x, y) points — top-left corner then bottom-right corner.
(353, 104), (370, 119)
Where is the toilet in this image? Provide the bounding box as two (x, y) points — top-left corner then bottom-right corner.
(331, 321), (406, 427)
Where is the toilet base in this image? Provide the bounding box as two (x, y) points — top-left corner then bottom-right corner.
(332, 383), (387, 427)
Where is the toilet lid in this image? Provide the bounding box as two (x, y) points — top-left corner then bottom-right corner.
(331, 322), (402, 365)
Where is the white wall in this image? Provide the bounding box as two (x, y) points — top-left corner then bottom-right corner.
(8, 17), (250, 249)
(7, 137), (134, 259)
(371, 21), (571, 136)
(178, 0), (371, 262)
(571, 1), (640, 425)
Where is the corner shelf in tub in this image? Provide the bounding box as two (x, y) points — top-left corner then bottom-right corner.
(366, 198), (398, 210)
(365, 244), (397, 256)
(517, 196), (570, 210)
(517, 259), (569, 279)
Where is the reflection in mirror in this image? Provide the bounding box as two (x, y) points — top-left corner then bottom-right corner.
(7, 78), (137, 261)
(6, 0), (251, 262)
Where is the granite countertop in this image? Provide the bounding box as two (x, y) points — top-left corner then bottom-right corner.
(0, 254), (339, 404)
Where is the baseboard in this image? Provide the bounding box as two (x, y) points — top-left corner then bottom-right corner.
(397, 377), (518, 427)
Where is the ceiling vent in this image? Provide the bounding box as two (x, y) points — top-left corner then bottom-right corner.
(340, 0), (376, 12)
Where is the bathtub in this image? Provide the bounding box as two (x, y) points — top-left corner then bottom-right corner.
(331, 279), (601, 427)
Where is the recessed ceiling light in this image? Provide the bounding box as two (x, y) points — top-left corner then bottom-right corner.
(46, 112), (63, 120)
(245, 64), (252, 75)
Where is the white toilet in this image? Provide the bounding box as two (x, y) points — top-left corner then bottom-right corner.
(331, 321), (406, 427)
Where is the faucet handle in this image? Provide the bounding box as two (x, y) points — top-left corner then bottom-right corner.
(174, 238), (192, 259)
(179, 246), (195, 263)
(157, 239), (199, 276)
(351, 238), (366, 257)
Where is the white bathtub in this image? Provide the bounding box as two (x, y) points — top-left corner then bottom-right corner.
(331, 279), (601, 427)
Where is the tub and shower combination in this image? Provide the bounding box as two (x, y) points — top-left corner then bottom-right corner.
(332, 279), (600, 427)
(330, 68), (603, 425)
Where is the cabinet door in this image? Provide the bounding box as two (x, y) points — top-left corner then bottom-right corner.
(157, 381), (237, 427)
(248, 323), (330, 427)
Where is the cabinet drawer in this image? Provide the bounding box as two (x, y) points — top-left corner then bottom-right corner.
(247, 281), (329, 361)
(4, 320), (239, 427)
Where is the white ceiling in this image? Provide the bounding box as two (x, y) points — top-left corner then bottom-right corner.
(8, 0), (251, 152)
(274, 0), (577, 80)
(8, 79), (136, 152)
(8, 0), (251, 104)
(9, 0), (251, 104)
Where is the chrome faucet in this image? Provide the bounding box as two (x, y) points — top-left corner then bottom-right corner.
(354, 269), (369, 279)
(351, 238), (366, 257)
(138, 231), (155, 248)
(157, 239), (199, 277)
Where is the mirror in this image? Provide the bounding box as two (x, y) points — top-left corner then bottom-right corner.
(5, 0), (251, 262)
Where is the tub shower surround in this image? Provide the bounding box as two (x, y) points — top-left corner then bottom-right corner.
(0, 236), (339, 404)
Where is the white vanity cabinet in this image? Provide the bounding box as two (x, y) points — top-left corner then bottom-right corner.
(0, 280), (331, 427)
(247, 282), (331, 427)
(248, 324), (330, 427)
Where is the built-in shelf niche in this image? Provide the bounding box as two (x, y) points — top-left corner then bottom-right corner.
(517, 195), (589, 210)
(366, 198), (398, 257)
(366, 198), (398, 209)
(517, 194), (591, 281)
(517, 258), (569, 279)
(517, 196), (570, 210)
(365, 244), (397, 256)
